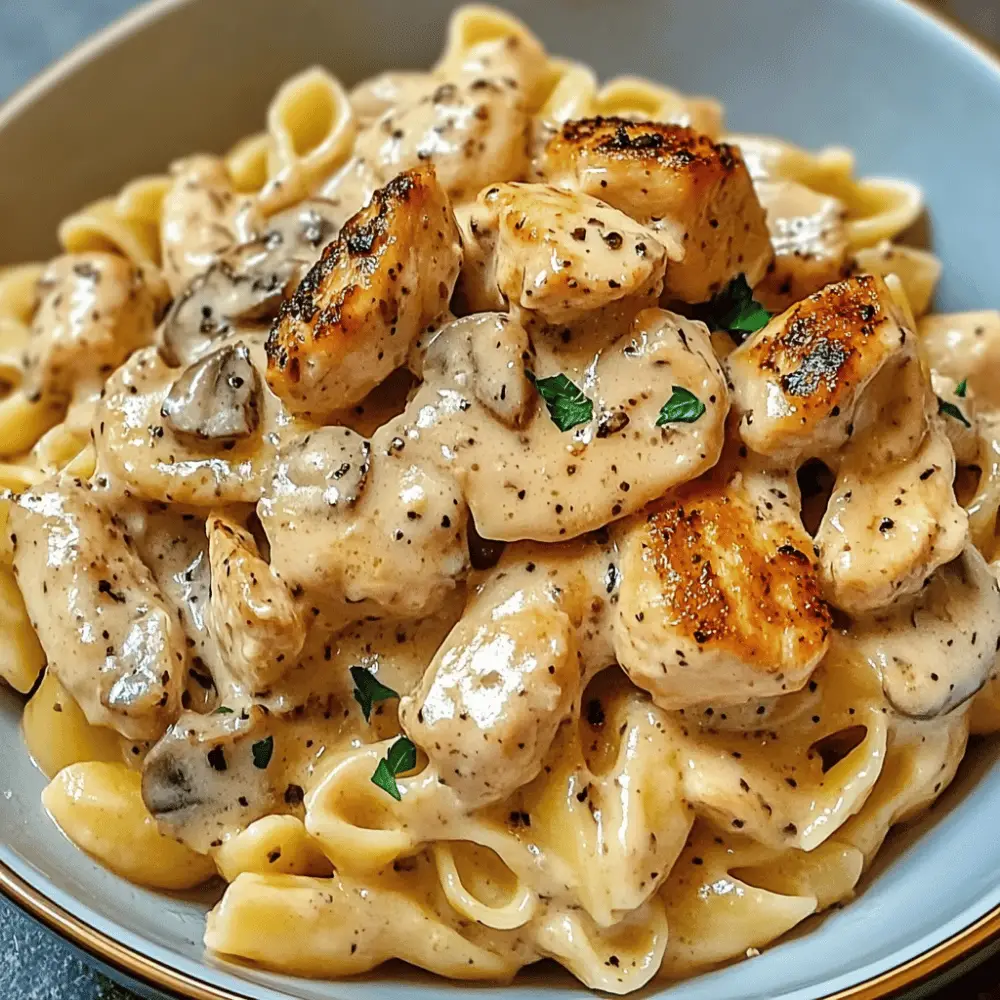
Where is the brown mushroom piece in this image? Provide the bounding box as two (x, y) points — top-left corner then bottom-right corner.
(160, 200), (343, 368)
(141, 705), (279, 853)
(160, 342), (262, 442)
(849, 546), (1000, 719)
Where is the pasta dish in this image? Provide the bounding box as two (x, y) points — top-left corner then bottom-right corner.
(4, 6), (1000, 993)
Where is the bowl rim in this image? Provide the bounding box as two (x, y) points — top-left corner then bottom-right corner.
(2, 0), (1000, 997)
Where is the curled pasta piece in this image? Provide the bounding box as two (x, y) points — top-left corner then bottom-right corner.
(533, 898), (669, 995)
(0, 391), (64, 458)
(305, 740), (437, 873)
(0, 562), (46, 693)
(659, 823), (862, 978)
(214, 815), (333, 882)
(225, 131), (273, 193)
(853, 240), (941, 318)
(594, 76), (723, 135)
(0, 264), (44, 391)
(435, 4), (550, 109)
(971, 666), (1000, 736)
(22, 669), (122, 778)
(58, 180), (170, 303)
(729, 132), (855, 190)
(534, 58), (598, 132)
(31, 421), (90, 476)
(842, 177), (924, 249)
(675, 645), (890, 852)
(261, 67), (356, 212)
(835, 711), (969, 865)
(205, 867), (523, 981)
(42, 761), (215, 889)
(0, 263), (45, 324)
(432, 842), (537, 930)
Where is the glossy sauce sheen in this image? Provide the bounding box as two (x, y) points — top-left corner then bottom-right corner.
(6, 7), (1000, 996)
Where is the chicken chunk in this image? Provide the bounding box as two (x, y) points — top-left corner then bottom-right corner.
(920, 310), (1000, 409)
(206, 512), (306, 693)
(754, 180), (851, 312)
(160, 156), (241, 295)
(399, 592), (577, 809)
(612, 460), (831, 709)
(535, 118), (772, 304)
(141, 706), (278, 852)
(849, 546), (1000, 718)
(94, 344), (293, 507)
(729, 274), (913, 462)
(413, 307), (729, 541)
(348, 71), (435, 127)
(459, 181), (675, 329)
(258, 424), (470, 629)
(9, 481), (186, 740)
(24, 253), (156, 407)
(265, 166), (462, 417)
(355, 79), (531, 202)
(816, 423), (968, 613)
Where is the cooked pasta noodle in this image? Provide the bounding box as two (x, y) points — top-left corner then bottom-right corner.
(1, 5), (995, 995)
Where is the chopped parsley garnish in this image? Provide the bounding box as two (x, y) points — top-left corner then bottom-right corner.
(212, 706), (234, 715)
(350, 666), (398, 722)
(370, 736), (417, 801)
(528, 371), (593, 431)
(938, 397), (971, 428)
(656, 386), (706, 426)
(955, 378), (968, 398)
(251, 735), (274, 769)
(697, 274), (771, 341)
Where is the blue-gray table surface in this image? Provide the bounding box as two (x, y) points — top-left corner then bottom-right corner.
(2, 2), (1000, 999)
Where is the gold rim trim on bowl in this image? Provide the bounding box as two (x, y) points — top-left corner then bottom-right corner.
(1, 852), (999, 1000)
(1, 0), (1000, 997)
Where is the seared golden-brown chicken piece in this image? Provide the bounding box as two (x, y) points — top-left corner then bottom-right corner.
(729, 274), (912, 462)
(10, 481), (186, 740)
(535, 117), (772, 303)
(459, 181), (675, 327)
(612, 459), (831, 709)
(754, 180), (851, 312)
(265, 166), (462, 417)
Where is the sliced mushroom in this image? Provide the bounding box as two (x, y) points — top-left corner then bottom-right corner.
(160, 342), (262, 442)
(267, 425), (372, 511)
(466, 313), (533, 428)
(160, 200), (343, 368)
(141, 705), (279, 853)
(850, 546), (1000, 718)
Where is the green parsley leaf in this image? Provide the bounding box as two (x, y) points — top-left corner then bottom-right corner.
(528, 371), (593, 431)
(212, 706), (234, 715)
(251, 735), (274, 769)
(938, 397), (971, 428)
(656, 386), (706, 426)
(955, 378), (968, 398)
(697, 274), (771, 341)
(370, 736), (417, 801)
(350, 666), (398, 722)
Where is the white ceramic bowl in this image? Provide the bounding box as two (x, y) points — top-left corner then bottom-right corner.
(2, 2), (1000, 998)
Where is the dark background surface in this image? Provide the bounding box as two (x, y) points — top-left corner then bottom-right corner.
(0, 1), (999, 998)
